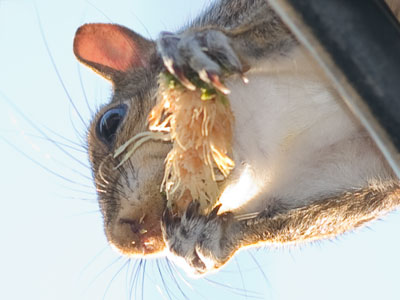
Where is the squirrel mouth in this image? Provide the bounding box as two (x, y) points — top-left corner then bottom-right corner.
(130, 222), (165, 255)
(109, 214), (166, 256)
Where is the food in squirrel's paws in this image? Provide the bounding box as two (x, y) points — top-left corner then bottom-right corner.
(115, 72), (235, 215)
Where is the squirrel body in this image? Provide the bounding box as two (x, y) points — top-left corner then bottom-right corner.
(218, 48), (393, 215)
(73, 0), (400, 275)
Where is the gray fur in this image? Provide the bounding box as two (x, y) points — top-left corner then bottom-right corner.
(74, 0), (400, 275)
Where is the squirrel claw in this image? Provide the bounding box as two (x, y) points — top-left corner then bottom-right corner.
(208, 204), (222, 220)
(161, 200), (234, 276)
(157, 29), (244, 95)
(207, 72), (230, 94)
(172, 66), (197, 91)
(185, 200), (201, 219)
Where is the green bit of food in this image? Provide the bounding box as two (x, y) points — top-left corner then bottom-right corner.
(200, 87), (217, 100)
(161, 71), (229, 105)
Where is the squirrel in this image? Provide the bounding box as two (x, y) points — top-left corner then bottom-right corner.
(73, 0), (400, 276)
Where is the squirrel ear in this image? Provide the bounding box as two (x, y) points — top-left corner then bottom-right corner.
(73, 23), (154, 80)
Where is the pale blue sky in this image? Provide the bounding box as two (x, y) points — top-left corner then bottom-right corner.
(1, 1), (399, 300)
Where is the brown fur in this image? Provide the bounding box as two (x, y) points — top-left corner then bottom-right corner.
(74, 1), (400, 270)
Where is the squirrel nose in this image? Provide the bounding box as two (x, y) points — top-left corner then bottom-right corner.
(113, 215), (165, 255)
(120, 218), (145, 234)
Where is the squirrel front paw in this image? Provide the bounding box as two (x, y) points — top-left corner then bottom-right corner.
(161, 202), (237, 276)
(156, 29), (245, 94)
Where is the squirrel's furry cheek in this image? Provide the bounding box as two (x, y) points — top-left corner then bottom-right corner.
(99, 142), (170, 256)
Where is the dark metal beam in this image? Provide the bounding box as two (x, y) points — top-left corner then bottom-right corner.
(269, 0), (400, 178)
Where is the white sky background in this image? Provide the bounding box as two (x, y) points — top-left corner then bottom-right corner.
(0, 0), (400, 299)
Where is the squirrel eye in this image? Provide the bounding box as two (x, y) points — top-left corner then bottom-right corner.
(96, 104), (127, 145)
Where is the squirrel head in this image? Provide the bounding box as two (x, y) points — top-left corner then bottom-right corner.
(74, 23), (169, 256)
